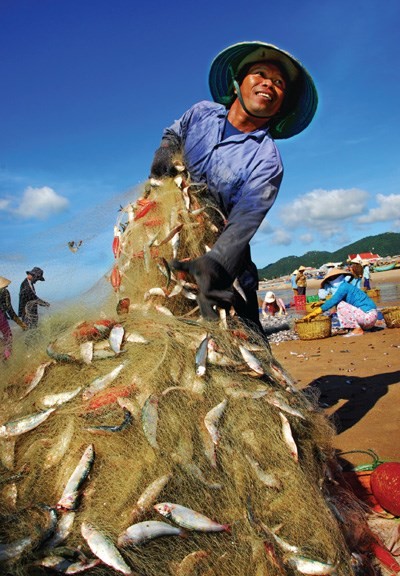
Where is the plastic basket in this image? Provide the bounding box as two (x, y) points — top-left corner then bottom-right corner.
(306, 295), (319, 303)
(295, 315), (331, 340)
(294, 295), (306, 309)
(381, 306), (400, 328)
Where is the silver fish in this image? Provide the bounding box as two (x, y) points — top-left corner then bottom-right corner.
(57, 444), (95, 510)
(81, 522), (134, 575)
(19, 361), (54, 399)
(279, 413), (298, 462)
(125, 331), (148, 344)
(195, 335), (209, 377)
(172, 455), (222, 490)
(131, 473), (172, 522)
(92, 349), (117, 360)
(0, 536), (32, 561)
(207, 339), (239, 367)
(118, 520), (185, 547)
(155, 305), (173, 316)
(204, 399), (227, 446)
(80, 341), (93, 364)
(45, 510), (76, 548)
(85, 408), (133, 435)
(40, 386), (82, 408)
(238, 345), (264, 376)
(144, 287), (166, 300)
(258, 520), (300, 554)
(141, 394), (159, 449)
(264, 392), (305, 419)
(225, 387), (268, 399)
(0, 408), (56, 438)
(64, 558), (102, 574)
(44, 419), (74, 469)
(82, 362), (126, 401)
(154, 502), (230, 532)
(171, 550), (209, 576)
(109, 324), (124, 353)
(285, 554), (338, 575)
(245, 455), (282, 489)
(46, 343), (78, 363)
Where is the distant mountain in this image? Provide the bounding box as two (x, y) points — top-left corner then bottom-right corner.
(258, 232), (400, 280)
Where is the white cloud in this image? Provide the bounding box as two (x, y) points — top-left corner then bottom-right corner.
(357, 193), (400, 224)
(299, 233), (313, 244)
(14, 186), (69, 219)
(280, 188), (369, 228)
(271, 228), (292, 246)
(0, 198), (10, 210)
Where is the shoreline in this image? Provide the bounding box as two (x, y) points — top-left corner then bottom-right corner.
(259, 267), (400, 293)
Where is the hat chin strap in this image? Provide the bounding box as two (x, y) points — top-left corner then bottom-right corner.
(232, 78), (277, 120)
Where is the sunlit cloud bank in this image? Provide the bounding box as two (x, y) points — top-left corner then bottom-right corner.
(0, 186), (69, 219)
(357, 193), (400, 225)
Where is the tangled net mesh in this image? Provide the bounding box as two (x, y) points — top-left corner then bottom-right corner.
(0, 175), (373, 575)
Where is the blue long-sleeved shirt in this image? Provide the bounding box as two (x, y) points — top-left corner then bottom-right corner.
(162, 101), (284, 289)
(320, 281), (376, 313)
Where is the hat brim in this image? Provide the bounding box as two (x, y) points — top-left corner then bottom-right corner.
(320, 268), (353, 288)
(26, 270), (45, 281)
(209, 41), (318, 139)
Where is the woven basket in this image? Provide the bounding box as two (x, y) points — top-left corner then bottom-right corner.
(367, 288), (381, 302)
(295, 315), (331, 340)
(381, 306), (400, 328)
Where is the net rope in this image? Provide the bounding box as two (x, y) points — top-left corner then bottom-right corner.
(0, 174), (374, 575)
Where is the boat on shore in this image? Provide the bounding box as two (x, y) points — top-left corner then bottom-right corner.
(374, 263), (396, 272)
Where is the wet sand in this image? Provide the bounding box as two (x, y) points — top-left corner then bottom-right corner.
(270, 268), (400, 466)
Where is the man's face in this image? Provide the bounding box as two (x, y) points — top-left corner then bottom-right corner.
(238, 62), (287, 118)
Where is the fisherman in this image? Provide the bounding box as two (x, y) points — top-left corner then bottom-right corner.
(0, 276), (27, 360)
(149, 41), (317, 332)
(18, 267), (50, 330)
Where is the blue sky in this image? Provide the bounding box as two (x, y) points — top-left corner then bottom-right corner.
(1, 0), (400, 303)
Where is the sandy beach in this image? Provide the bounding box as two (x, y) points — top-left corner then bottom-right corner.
(268, 268), (400, 467)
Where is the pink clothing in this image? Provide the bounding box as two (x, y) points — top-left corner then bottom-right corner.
(0, 309), (12, 359)
(336, 301), (378, 330)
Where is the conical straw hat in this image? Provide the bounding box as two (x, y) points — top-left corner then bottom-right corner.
(0, 276), (11, 289)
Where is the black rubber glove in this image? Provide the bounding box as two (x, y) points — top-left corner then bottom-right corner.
(171, 254), (234, 320)
(150, 136), (182, 179)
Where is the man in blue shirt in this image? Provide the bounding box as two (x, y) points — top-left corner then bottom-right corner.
(150, 41), (317, 331)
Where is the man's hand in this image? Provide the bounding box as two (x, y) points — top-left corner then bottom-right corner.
(303, 307), (323, 322)
(170, 254), (233, 320)
(310, 301), (323, 309)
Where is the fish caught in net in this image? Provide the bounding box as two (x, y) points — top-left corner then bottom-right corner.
(0, 173), (379, 575)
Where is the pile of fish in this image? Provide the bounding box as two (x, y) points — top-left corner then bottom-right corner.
(0, 176), (378, 575)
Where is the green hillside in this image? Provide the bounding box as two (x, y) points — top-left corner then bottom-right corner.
(258, 232), (400, 280)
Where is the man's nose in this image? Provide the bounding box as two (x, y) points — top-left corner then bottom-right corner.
(261, 77), (274, 87)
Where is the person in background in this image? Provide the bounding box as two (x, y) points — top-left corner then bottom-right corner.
(0, 276), (27, 360)
(262, 290), (286, 317)
(349, 261), (363, 288)
(19, 267), (50, 329)
(290, 269), (298, 296)
(295, 266), (307, 296)
(149, 41), (317, 333)
(362, 260), (371, 290)
(304, 268), (378, 337)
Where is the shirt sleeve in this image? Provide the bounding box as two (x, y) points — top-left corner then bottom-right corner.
(320, 282), (348, 312)
(209, 152), (283, 279)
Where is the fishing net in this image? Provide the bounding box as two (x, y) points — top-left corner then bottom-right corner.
(0, 173), (376, 575)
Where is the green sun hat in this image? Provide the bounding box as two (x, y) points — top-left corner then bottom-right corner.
(209, 41), (318, 139)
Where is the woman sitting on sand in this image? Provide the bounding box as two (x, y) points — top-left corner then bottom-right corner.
(304, 268), (378, 337)
(261, 290), (286, 317)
